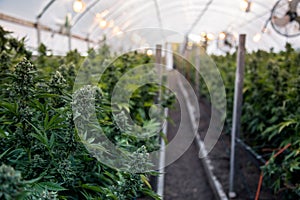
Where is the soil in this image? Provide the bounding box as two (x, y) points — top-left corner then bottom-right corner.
(164, 97), (215, 200)
(197, 96), (276, 200)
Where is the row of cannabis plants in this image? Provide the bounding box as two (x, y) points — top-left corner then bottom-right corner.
(175, 44), (300, 199)
(0, 26), (173, 199)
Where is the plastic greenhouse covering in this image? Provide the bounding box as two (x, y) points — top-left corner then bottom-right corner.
(1, 0), (300, 55)
(2, 1), (300, 200)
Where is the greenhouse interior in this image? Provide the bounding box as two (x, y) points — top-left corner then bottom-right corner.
(0, 0), (300, 199)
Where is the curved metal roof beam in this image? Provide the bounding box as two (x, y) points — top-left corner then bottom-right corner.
(186, 0), (214, 35)
(81, 0), (134, 34)
(71, 0), (136, 33)
(71, 0), (141, 43)
(71, 0), (102, 29)
(37, 0), (56, 19)
(152, 0), (166, 41)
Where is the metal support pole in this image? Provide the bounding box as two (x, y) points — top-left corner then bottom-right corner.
(229, 34), (246, 198)
(156, 44), (162, 101)
(185, 48), (190, 82)
(156, 43), (165, 199)
(68, 28), (72, 51)
(87, 34), (90, 49)
(36, 0), (56, 51)
(181, 36), (188, 78)
(165, 42), (173, 70)
(195, 45), (200, 96)
(36, 19), (41, 48)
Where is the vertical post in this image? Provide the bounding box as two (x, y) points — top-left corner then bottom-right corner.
(155, 43), (169, 200)
(68, 29), (72, 51)
(229, 34), (246, 198)
(181, 38), (187, 77)
(202, 36), (208, 52)
(185, 48), (190, 82)
(87, 34), (90, 50)
(166, 43), (173, 70)
(156, 44), (162, 101)
(36, 20), (41, 49)
(182, 54), (185, 78)
(194, 45), (200, 96)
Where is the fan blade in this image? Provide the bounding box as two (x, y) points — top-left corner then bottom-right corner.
(272, 15), (290, 27)
(289, 0), (300, 12)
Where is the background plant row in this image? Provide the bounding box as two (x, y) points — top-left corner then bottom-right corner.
(174, 44), (300, 199)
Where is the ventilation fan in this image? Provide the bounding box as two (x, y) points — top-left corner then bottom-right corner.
(271, 0), (300, 37)
(217, 32), (237, 52)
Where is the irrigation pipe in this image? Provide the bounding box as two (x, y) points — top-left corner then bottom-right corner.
(254, 143), (291, 200)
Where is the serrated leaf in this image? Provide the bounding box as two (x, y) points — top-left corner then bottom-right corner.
(141, 188), (161, 200)
(140, 174), (152, 189)
(81, 184), (104, 193)
(37, 182), (67, 191)
(278, 120), (296, 133)
(0, 148), (12, 159)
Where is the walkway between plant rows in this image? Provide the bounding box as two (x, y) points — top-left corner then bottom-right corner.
(163, 70), (215, 200)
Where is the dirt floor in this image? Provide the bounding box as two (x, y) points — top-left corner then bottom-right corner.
(197, 97), (276, 200)
(163, 98), (215, 200)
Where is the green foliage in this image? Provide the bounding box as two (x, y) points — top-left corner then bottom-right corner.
(0, 26), (173, 199)
(0, 164), (24, 199)
(207, 46), (300, 199)
(0, 26), (31, 66)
